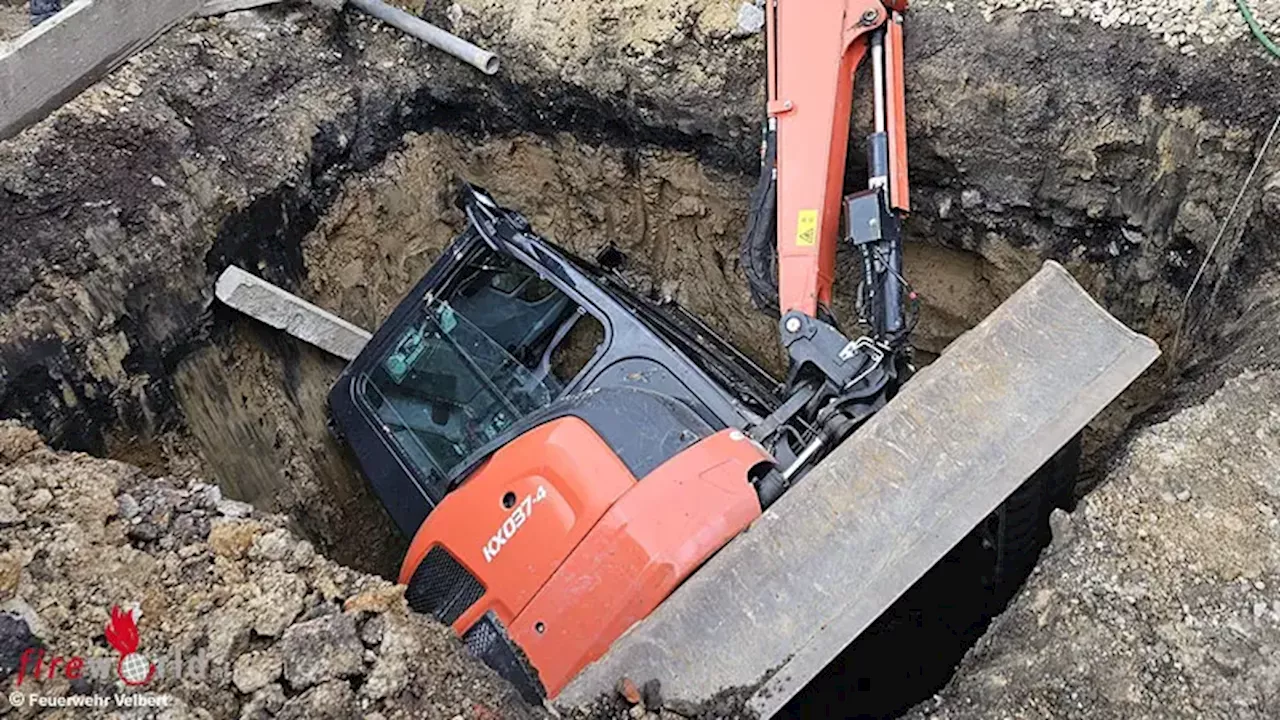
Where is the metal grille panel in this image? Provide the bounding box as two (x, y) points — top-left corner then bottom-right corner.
(462, 615), (500, 655)
(461, 613), (546, 703)
(405, 546), (485, 625)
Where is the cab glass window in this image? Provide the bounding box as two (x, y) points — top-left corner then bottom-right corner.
(360, 247), (605, 477)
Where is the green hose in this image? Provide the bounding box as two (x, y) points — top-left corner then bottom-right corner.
(1238, 0), (1280, 59)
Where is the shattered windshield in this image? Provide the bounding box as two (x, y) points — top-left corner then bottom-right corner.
(361, 298), (560, 477)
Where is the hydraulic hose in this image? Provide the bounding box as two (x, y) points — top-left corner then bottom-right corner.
(1238, 0), (1280, 59)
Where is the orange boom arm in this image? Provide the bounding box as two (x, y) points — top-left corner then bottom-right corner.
(769, 0), (909, 318)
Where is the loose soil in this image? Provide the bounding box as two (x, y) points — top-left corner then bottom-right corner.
(0, 4), (26, 48)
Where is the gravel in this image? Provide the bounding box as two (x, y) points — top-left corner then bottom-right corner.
(0, 420), (543, 719)
(917, 0), (1279, 53)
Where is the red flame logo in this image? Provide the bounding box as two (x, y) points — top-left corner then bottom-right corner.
(105, 606), (154, 686)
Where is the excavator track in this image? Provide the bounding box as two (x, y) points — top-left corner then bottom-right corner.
(556, 261), (1159, 716)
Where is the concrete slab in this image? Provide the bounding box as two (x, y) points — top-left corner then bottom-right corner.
(0, 0), (202, 142)
(215, 266), (371, 361)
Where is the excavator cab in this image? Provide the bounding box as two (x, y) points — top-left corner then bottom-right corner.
(329, 187), (787, 542)
(328, 185), (793, 699)
(359, 250), (583, 479)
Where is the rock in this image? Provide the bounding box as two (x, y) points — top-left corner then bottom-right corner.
(732, 1), (765, 38)
(0, 599), (46, 639)
(239, 683), (285, 720)
(250, 596), (303, 638)
(937, 194), (955, 219)
(0, 613), (39, 677)
(118, 493), (141, 519)
(0, 552), (22, 602)
(642, 679), (663, 710)
(343, 585), (404, 614)
(19, 488), (52, 512)
(288, 541), (315, 570)
(1048, 508), (1074, 550)
(192, 483), (222, 509)
(249, 529), (294, 563)
(279, 613), (365, 690)
(248, 574), (305, 638)
(217, 499), (255, 519)
(618, 676), (643, 705)
(277, 679), (358, 720)
(206, 611), (253, 667)
(362, 612), (423, 700)
(178, 543), (205, 559)
(209, 520), (265, 559)
(0, 486), (24, 526)
(311, 569), (358, 603)
(128, 518), (164, 543)
(0, 423), (42, 464)
(169, 513), (210, 547)
(232, 649), (283, 694)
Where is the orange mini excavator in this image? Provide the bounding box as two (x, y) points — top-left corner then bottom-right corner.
(313, 0), (1158, 714)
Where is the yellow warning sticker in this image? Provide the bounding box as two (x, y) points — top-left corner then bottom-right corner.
(795, 209), (818, 247)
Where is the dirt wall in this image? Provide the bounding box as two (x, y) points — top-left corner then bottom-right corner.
(0, 0), (1277, 592)
(906, 368), (1280, 720)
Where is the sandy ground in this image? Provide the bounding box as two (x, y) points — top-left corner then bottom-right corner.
(300, 130), (780, 369)
(0, 4), (27, 49)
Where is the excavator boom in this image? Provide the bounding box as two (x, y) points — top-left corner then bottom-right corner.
(771, 0), (908, 317)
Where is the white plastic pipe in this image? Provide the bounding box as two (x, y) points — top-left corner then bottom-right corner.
(346, 0), (499, 75)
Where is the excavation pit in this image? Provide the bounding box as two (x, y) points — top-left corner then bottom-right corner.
(0, 2), (1277, 718)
